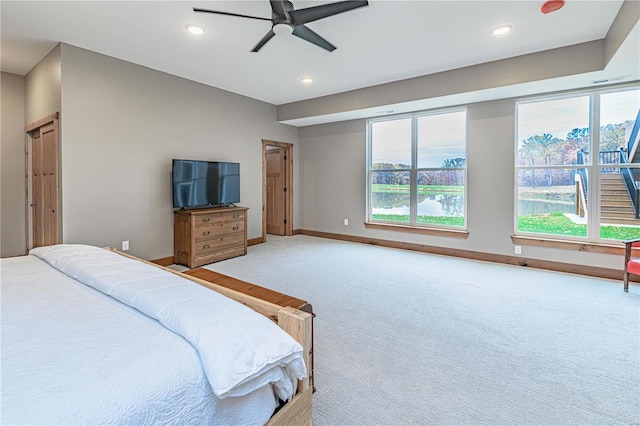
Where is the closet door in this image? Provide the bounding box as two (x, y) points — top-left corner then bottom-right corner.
(266, 147), (286, 236)
(32, 129), (44, 247)
(27, 115), (59, 249)
(40, 123), (59, 246)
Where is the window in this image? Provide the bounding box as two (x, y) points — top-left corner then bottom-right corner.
(367, 109), (467, 229)
(516, 86), (640, 242)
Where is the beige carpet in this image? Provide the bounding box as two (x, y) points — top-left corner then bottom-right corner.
(205, 235), (640, 425)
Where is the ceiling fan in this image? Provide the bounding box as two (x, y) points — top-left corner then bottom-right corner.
(193, 0), (369, 52)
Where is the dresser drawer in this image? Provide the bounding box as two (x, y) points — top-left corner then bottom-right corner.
(194, 221), (245, 242)
(193, 233), (245, 256)
(193, 211), (245, 228)
(194, 247), (247, 267)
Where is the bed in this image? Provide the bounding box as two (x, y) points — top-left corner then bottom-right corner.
(1, 244), (312, 425)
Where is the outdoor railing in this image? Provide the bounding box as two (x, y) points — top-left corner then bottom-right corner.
(626, 109), (640, 159)
(618, 148), (640, 219)
(575, 110), (640, 219)
(600, 150), (621, 173)
(577, 149), (588, 197)
(579, 148), (640, 219)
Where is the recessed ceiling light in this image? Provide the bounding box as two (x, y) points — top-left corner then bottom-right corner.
(491, 24), (512, 36)
(300, 77), (314, 85)
(186, 24), (205, 35)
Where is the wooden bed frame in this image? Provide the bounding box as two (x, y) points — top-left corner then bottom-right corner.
(107, 248), (313, 425)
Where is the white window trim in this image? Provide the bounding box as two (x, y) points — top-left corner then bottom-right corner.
(366, 107), (468, 231)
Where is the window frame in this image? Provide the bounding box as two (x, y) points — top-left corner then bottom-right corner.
(513, 84), (640, 244)
(366, 107), (468, 233)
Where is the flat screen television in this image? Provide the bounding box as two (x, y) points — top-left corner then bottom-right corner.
(172, 159), (240, 209)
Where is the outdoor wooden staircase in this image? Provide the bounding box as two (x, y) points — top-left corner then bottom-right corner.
(601, 174), (639, 225)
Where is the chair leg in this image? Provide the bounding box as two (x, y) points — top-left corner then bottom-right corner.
(624, 270), (629, 292)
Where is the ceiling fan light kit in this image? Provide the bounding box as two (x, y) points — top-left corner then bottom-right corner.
(273, 23), (294, 36)
(194, 0), (369, 52)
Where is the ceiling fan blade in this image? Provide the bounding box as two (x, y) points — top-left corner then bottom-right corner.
(289, 0), (368, 26)
(251, 30), (276, 52)
(193, 7), (271, 21)
(292, 25), (336, 52)
(269, 0), (288, 18)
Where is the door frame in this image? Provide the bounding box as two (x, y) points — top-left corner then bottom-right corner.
(262, 139), (293, 242)
(24, 112), (61, 251)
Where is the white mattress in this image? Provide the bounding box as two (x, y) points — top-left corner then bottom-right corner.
(1, 254), (279, 425)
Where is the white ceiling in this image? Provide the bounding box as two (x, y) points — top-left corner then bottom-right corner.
(0, 0), (635, 107)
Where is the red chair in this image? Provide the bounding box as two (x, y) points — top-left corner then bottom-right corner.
(623, 238), (640, 292)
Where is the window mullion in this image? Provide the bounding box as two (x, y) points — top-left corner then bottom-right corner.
(589, 93), (600, 242)
(410, 116), (418, 224)
(366, 120), (372, 222)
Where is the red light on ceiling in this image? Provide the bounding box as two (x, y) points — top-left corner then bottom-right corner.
(541, 0), (565, 14)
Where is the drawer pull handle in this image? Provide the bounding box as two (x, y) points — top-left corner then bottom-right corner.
(202, 244), (210, 249)
(233, 214), (239, 218)
(233, 226), (239, 231)
(203, 231), (210, 236)
(202, 218), (210, 223)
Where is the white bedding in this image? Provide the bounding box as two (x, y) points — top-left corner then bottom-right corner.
(1, 245), (306, 425)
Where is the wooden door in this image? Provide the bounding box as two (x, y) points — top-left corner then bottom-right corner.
(32, 129), (44, 247)
(26, 114), (59, 249)
(266, 147), (286, 235)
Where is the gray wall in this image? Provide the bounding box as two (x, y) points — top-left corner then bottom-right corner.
(1, 72), (26, 257)
(298, 98), (620, 270)
(0, 44), (299, 260)
(25, 44), (61, 124)
(58, 45), (298, 260)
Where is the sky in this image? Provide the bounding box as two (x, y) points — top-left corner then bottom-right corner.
(517, 88), (639, 146)
(371, 89), (639, 166)
(372, 110), (466, 167)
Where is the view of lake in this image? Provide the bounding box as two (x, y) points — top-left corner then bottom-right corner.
(518, 199), (574, 215)
(372, 194), (574, 217)
(372, 194), (464, 217)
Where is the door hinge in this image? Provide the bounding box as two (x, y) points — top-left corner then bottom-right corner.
(284, 155), (288, 160)
(284, 219), (288, 224)
(284, 187), (288, 192)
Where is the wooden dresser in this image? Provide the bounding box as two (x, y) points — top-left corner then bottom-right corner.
(174, 207), (248, 268)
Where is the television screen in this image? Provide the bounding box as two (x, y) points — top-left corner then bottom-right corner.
(172, 159), (240, 209)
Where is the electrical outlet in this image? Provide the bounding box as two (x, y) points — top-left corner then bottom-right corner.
(122, 240), (130, 251)
(344, 218), (349, 226)
(514, 245), (522, 255)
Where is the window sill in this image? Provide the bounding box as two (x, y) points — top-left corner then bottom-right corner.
(365, 222), (469, 239)
(511, 235), (624, 255)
